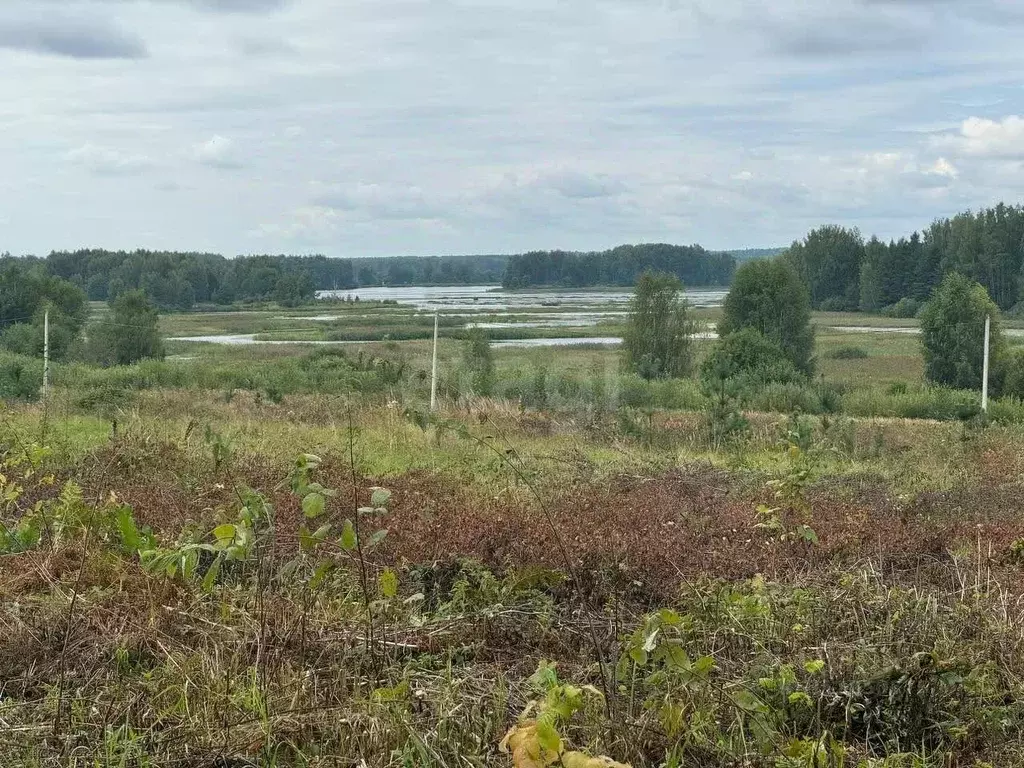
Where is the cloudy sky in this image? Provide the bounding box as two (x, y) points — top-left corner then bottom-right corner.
(1, 0), (1023, 258)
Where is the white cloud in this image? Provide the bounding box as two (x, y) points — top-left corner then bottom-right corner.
(193, 135), (242, 169)
(66, 143), (154, 175)
(939, 115), (1024, 158)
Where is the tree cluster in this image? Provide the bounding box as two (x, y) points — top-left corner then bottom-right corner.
(32, 251), (514, 309)
(502, 244), (735, 289)
(783, 203), (1024, 313)
(621, 272), (699, 380)
(0, 260), (88, 360)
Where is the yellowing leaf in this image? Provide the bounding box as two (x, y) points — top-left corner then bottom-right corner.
(803, 659), (825, 675)
(379, 567), (398, 598)
(562, 752), (632, 768)
(340, 519), (357, 551)
(535, 720), (561, 755)
(212, 524), (236, 548)
(500, 723), (545, 768)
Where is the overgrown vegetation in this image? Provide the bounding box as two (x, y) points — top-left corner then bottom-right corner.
(3, 396), (1024, 765)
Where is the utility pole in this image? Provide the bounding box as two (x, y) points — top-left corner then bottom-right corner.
(982, 314), (990, 412)
(42, 308), (50, 400)
(429, 313), (439, 411)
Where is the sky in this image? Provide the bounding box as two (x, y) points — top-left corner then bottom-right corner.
(1, 0), (1023, 258)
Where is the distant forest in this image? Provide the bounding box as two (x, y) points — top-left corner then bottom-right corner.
(782, 203), (1024, 313)
(730, 247), (785, 262)
(501, 244), (736, 289)
(18, 205), (1020, 315)
(22, 251), (510, 309)
(2, 245), (742, 309)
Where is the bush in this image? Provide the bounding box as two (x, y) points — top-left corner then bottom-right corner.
(747, 382), (823, 414)
(818, 296), (858, 312)
(461, 328), (495, 396)
(880, 297), (922, 318)
(0, 353), (42, 401)
(826, 345), (869, 360)
(622, 271), (698, 380)
(843, 385), (981, 421)
(87, 290), (165, 366)
(700, 328), (803, 391)
(920, 274), (1004, 390)
(1001, 347), (1024, 399)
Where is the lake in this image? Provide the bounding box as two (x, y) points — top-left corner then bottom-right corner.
(315, 284), (729, 311)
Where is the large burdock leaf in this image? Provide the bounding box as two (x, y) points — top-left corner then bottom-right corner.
(302, 492), (325, 518)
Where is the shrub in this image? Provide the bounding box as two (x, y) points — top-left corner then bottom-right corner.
(818, 296), (858, 312)
(881, 297), (922, 318)
(0, 353), (42, 401)
(87, 290), (165, 366)
(622, 271), (698, 380)
(920, 274), (1004, 390)
(748, 382), (823, 414)
(1001, 347), (1024, 400)
(700, 328), (803, 393)
(826, 345), (869, 360)
(461, 328), (495, 396)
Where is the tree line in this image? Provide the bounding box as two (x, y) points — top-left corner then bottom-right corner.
(0, 259), (162, 372)
(5, 251), (513, 310)
(783, 203), (1024, 314)
(501, 243), (736, 289)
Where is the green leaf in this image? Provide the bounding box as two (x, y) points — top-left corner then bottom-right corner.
(299, 525), (312, 552)
(629, 646), (649, 666)
(340, 519), (357, 551)
(201, 554), (222, 593)
(796, 524), (819, 544)
(693, 655), (715, 677)
(309, 560), (335, 590)
(368, 528), (389, 547)
(788, 691), (813, 708)
(657, 608), (682, 626)
(115, 504), (141, 552)
(370, 487), (392, 508)
(659, 640), (691, 670)
(803, 659), (825, 675)
(535, 719), (561, 755)
(212, 524), (236, 548)
(302, 492), (326, 519)
(732, 688), (767, 713)
(371, 680), (409, 703)
(379, 568), (398, 598)
(298, 453), (322, 469)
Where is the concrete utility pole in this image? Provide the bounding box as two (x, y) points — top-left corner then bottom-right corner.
(982, 314), (991, 412)
(42, 308), (50, 400)
(430, 312), (439, 411)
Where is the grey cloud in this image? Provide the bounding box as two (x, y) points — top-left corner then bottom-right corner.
(0, 16), (147, 60)
(760, 10), (927, 58)
(182, 0), (290, 13)
(544, 170), (626, 199)
(312, 183), (447, 222)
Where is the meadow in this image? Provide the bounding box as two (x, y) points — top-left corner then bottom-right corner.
(3, 289), (1024, 766)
